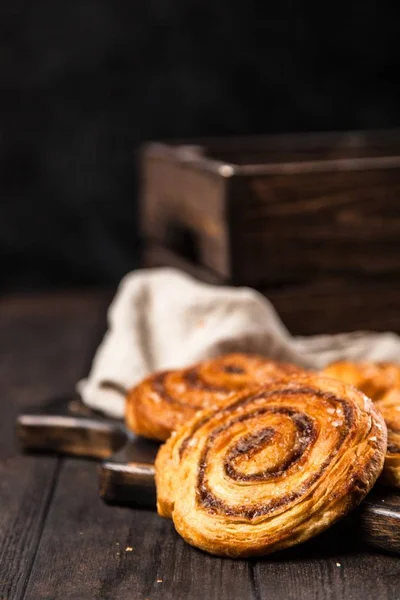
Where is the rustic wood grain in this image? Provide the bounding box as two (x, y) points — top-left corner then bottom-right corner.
(149, 130), (400, 169)
(24, 459), (256, 600)
(16, 395), (127, 459)
(0, 292), (109, 600)
(23, 457), (400, 600)
(359, 490), (400, 555)
(4, 291), (400, 600)
(142, 132), (400, 289)
(266, 278), (400, 335)
(142, 152), (230, 276)
(99, 437), (158, 508)
(230, 168), (400, 286)
(176, 129), (400, 165)
(253, 531), (400, 600)
(143, 242), (400, 335)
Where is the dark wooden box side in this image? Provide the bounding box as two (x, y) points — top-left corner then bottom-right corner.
(157, 129), (400, 165)
(141, 131), (400, 287)
(143, 243), (400, 335)
(228, 166), (400, 286)
(141, 153), (231, 278)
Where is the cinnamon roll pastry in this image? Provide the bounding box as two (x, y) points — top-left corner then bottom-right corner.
(323, 361), (400, 487)
(323, 361), (400, 402)
(375, 388), (400, 487)
(155, 374), (386, 557)
(126, 353), (305, 442)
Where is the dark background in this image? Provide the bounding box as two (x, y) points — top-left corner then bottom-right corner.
(1, 1), (400, 293)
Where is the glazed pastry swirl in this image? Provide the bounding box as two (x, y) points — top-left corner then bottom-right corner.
(374, 388), (400, 487)
(156, 374), (386, 557)
(126, 353), (305, 441)
(323, 361), (400, 402)
(323, 361), (400, 487)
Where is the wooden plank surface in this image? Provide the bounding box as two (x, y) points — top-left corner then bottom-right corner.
(253, 526), (400, 600)
(2, 291), (400, 600)
(0, 292), (109, 600)
(22, 459), (400, 600)
(24, 459), (255, 600)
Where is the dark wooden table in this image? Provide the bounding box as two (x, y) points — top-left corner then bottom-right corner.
(2, 292), (400, 600)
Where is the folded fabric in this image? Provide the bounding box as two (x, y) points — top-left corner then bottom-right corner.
(77, 268), (400, 419)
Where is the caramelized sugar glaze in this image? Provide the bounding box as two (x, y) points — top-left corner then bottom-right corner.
(156, 375), (386, 557)
(324, 361), (400, 487)
(126, 353), (305, 441)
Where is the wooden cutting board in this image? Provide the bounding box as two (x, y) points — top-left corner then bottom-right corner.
(16, 397), (400, 556)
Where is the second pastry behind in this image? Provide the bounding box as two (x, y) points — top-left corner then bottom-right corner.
(126, 353), (306, 441)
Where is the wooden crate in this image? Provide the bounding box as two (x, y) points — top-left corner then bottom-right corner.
(140, 130), (400, 334)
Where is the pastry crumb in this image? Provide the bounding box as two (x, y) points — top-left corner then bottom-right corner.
(125, 546), (134, 552)
(157, 579), (163, 583)
(335, 562), (341, 567)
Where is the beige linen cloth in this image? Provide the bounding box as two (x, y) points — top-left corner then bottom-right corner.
(77, 268), (400, 419)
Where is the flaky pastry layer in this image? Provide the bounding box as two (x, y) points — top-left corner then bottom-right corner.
(323, 361), (400, 487)
(156, 374), (386, 557)
(126, 353), (305, 441)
